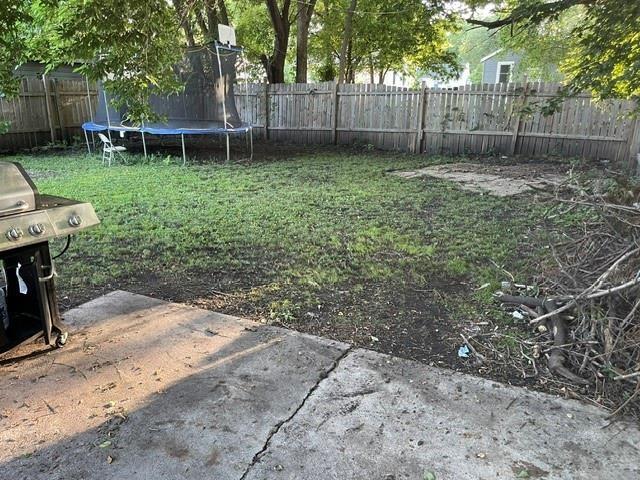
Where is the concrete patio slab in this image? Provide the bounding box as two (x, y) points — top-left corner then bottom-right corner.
(0, 291), (348, 480)
(1, 292), (638, 480)
(245, 349), (640, 480)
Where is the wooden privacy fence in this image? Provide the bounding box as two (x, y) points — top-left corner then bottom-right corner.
(0, 76), (96, 151)
(237, 81), (640, 168)
(3, 78), (640, 170)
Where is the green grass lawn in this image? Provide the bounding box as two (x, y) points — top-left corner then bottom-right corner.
(8, 149), (574, 369)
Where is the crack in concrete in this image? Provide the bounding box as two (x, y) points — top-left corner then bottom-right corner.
(239, 346), (353, 480)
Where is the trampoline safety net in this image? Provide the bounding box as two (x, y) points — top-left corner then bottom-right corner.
(83, 42), (253, 165)
(89, 43), (244, 131)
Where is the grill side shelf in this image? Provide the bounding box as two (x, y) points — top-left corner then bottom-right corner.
(46, 202), (101, 237)
(0, 202), (100, 254)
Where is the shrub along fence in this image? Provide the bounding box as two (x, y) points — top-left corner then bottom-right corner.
(2, 78), (639, 170)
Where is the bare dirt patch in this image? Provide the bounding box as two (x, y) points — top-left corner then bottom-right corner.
(393, 162), (567, 196)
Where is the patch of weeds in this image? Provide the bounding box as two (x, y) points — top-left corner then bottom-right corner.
(269, 298), (297, 323)
(444, 257), (469, 276)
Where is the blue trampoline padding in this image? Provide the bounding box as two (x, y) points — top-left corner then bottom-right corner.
(82, 120), (251, 135)
(82, 122), (137, 133)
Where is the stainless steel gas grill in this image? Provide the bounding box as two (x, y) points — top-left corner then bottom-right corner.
(0, 162), (99, 354)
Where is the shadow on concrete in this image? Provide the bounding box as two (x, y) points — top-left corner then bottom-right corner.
(0, 291), (347, 480)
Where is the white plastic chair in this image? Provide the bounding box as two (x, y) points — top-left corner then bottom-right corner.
(97, 133), (126, 166)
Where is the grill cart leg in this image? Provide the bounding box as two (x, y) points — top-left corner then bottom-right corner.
(35, 242), (66, 347)
(0, 242), (67, 354)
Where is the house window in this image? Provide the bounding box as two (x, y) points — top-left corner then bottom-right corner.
(496, 62), (514, 83)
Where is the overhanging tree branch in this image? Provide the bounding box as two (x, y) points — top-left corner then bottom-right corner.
(466, 0), (593, 30)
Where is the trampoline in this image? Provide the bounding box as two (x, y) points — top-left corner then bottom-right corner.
(82, 41), (253, 164)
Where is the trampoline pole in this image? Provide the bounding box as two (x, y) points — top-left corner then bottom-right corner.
(181, 134), (186, 166)
(242, 48), (249, 126)
(216, 42), (231, 163)
(215, 43), (228, 127)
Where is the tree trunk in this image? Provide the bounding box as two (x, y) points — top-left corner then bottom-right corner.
(217, 0), (230, 25)
(174, 0), (197, 46)
(338, 0), (357, 84)
(378, 67), (390, 85)
(194, 8), (211, 39)
(174, 0), (228, 44)
(295, 0), (317, 83)
(264, 0), (292, 83)
(204, 0), (229, 36)
(261, 43), (287, 84)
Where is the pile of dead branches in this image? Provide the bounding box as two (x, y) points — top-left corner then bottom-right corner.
(497, 170), (640, 417)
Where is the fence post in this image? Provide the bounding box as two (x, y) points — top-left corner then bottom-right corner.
(263, 80), (270, 140)
(414, 85), (427, 154)
(41, 74), (57, 143)
(51, 78), (67, 142)
(510, 81), (528, 155)
(627, 115), (640, 175)
(332, 81), (339, 145)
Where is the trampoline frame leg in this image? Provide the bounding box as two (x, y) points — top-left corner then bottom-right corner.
(225, 133), (230, 163)
(141, 131), (147, 159)
(84, 130), (91, 154)
(181, 134), (186, 166)
(249, 128), (254, 161)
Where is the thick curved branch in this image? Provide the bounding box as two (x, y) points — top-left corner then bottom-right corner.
(466, 0), (592, 30)
(544, 300), (590, 385)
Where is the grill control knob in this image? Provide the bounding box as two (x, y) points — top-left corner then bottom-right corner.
(6, 227), (24, 241)
(68, 215), (83, 227)
(29, 223), (46, 236)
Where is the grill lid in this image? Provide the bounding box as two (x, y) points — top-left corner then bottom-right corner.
(0, 162), (37, 218)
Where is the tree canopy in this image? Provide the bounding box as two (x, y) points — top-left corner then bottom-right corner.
(0, 0), (29, 97)
(1, 0), (638, 120)
(2, 0), (183, 122)
(312, 0), (459, 84)
(466, 0), (640, 101)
